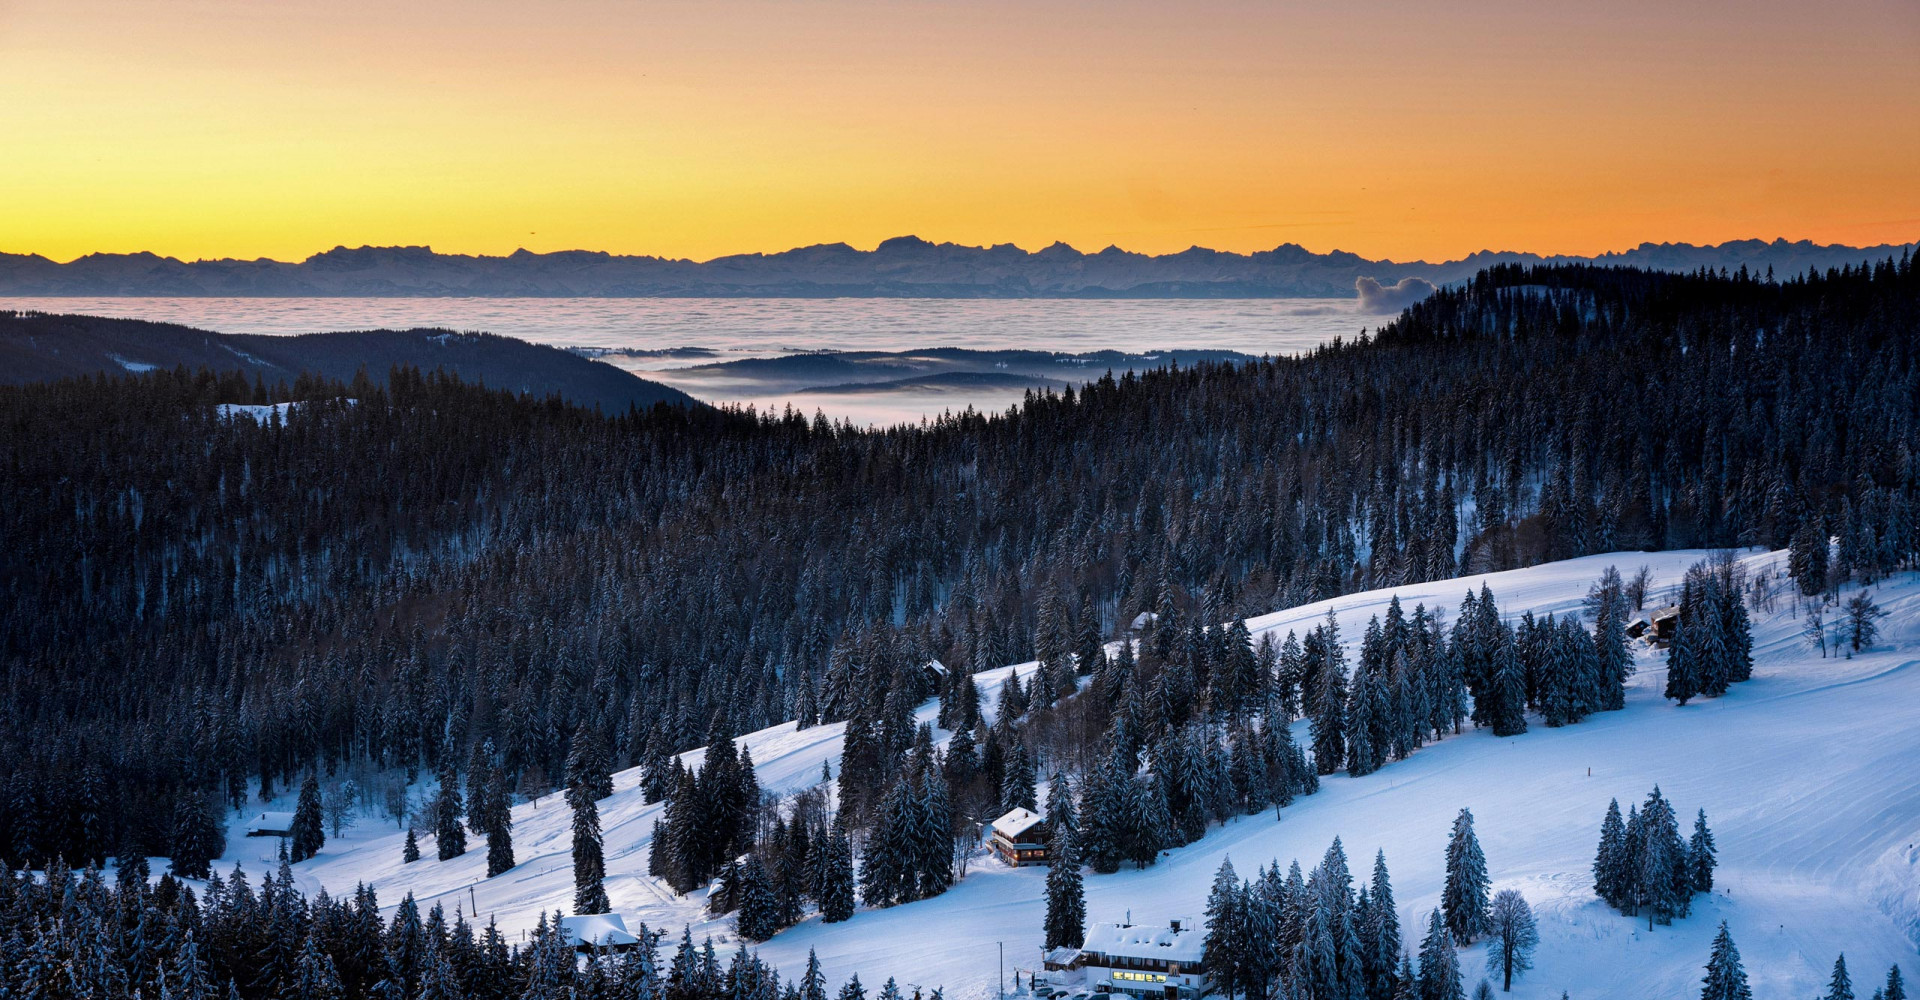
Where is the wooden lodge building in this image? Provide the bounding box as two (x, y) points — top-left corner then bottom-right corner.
(988, 806), (1051, 866)
(1626, 605), (1681, 648)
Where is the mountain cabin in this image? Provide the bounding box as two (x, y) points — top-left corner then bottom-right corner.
(1626, 605), (1681, 648)
(988, 806), (1050, 866)
(244, 812), (296, 838)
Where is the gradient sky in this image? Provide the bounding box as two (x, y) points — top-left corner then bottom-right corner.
(3, 0), (1917, 263)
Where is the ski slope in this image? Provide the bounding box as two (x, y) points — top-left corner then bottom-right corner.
(253, 549), (1919, 999)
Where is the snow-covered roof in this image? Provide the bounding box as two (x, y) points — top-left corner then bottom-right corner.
(1082, 920), (1205, 964)
(560, 913), (639, 950)
(245, 811), (296, 834)
(1130, 611), (1159, 630)
(1044, 946), (1083, 966)
(927, 658), (949, 676)
(990, 806), (1046, 841)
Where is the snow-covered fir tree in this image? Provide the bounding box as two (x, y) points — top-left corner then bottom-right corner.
(289, 773), (325, 863)
(570, 783), (610, 914)
(734, 856), (780, 941)
(432, 754), (466, 861)
(1043, 826), (1085, 950)
(817, 820), (856, 923)
(1418, 908), (1465, 1000)
(1699, 922), (1753, 1000)
(1688, 809), (1717, 893)
(1825, 954), (1855, 1000)
(1443, 808), (1491, 945)
(1308, 612), (1350, 775)
(1203, 858), (1244, 1000)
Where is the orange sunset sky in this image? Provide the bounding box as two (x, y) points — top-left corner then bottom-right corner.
(3, 0), (1917, 264)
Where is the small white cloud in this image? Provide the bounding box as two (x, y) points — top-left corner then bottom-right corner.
(1355, 275), (1437, 313)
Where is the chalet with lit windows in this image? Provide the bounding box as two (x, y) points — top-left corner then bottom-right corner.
(988, 806), (1051, 866)
(1082, 917), (1209, 999)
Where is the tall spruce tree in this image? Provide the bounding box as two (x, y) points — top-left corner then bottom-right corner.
(1443, 808), (1491, 945)
(801, 950), (829, 1000)
(1001, 740), (1038, 814)
(1635, 786), (1687, 928)
(1346, 666), (1384, 776)
(1046, 773), (1078, 835)
(1204, 858), (1245, 1000)
(570, 785), (610, 914)
(1824, 955), (1855, 1000)
(170, 787), (224, 880)
(484, 767), (515, 877)
(1666, 616), (1704, 706)
(1080, 756), (1127, 874)
(1593, 799), (1628, 908)
(1043, 827), (1086, 950)
(861, 777), (917, 907)
(818, 822), (856, 923)
(290, 773), (326, 863)
(1688, 809), (1717, 893)
(291, 934), (346, 1000)
(433, 756), (466, 861)
(567, 729), (616, 803)
(1485, 634), (1528, 738)
(1589, 567), (1633, 712)
(1700, 922), (1753, 1000)
(735, 856), (780, 941)
(1418, 909), (1465, 1000)
(1309, 615), (1350, 776)
(916, 766), (955, 900)
(1365, 850), (1402, 1000)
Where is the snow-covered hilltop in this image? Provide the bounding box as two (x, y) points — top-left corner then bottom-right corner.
(248, 549), (1919, 999)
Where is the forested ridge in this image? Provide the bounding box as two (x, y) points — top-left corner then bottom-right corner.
(3, 256), (1918, 875)
(0, 312), (699, 410)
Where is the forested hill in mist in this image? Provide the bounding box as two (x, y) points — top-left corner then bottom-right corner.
(0, 236), (1911, 298)
(2, 254), (1917, 874)
(0, 311), (699, 411)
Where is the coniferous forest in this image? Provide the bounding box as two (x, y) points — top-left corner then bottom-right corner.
(3, 256), (1919, 913)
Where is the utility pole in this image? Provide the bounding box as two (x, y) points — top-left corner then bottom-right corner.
(999, 941), (1005, 1000)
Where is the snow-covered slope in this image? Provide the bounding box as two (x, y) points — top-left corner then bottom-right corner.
(261, 549), (1920, 998)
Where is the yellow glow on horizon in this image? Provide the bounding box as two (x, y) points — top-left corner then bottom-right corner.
(3, 0), (1917, 264)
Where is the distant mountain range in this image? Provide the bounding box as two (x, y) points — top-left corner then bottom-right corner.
(0, 312), (698, 411)
(1, 237), (1911, 299)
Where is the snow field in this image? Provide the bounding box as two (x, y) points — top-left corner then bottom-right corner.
(257, 549), (1919, 998)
